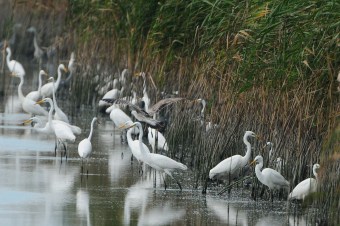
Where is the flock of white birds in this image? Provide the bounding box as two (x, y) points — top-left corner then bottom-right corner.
(2, 41), (320, 202)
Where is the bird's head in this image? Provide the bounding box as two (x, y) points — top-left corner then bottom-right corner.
(250, 155), (263, 166)
(263, 141), (273, 149)
(245, 131), (257, 138)
(40, 70), (49, 77)
(48, 76), (54, 82)
(22, 117), (38, 126)
(59, 64), (68, 73)
(35, 98), (51, 105)
(313, 164), (320, 171)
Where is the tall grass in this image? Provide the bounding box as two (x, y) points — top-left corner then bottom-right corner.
(57, 0), (340, 223)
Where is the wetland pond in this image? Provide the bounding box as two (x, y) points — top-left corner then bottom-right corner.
(0, 66), (319, 226)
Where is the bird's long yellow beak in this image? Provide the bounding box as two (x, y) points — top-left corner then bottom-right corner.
(23, 119), (33, 125)
(250, 160), (257, 166)
(35, 99), (44, 105)
(119, 122), (135, 129)
(134, 72), (141, 77)
(64, 67), (68, 73)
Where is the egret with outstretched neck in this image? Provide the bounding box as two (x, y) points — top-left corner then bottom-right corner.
(209, 131), (257, 180)
(121, 121), (187, 190)
(250, 155), (290, 201)
(78, 117), (98, 175)
(6, 46), (25, 77)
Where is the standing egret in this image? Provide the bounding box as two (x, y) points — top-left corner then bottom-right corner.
(250, 155), (290, 201)
(125, 122), (150, 172)
(78, 117), (98, 175)
(6, 47), (25, 77)
(289, 164), (320, 200)
(209, 131), (257, 180)
(27, 26), (45, 65)
(26, 70), (48, 101)
(265, 142), (284, 174)
(121, 122), (187, 190)
(35, 98), (77, 161)
(12, 73), (48, 116)
(41, 64), (67, 98)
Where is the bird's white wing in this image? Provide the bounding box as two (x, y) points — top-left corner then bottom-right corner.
(289, 178), (316, 199)
(78, 139), (92, 158)
(53, 122), (75, 142)
(150, 153), (187, 171)
(209, 155), (243, 179)
(262, 168), (289, 187)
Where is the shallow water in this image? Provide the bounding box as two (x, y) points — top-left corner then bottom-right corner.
(0, 66), (318, 226)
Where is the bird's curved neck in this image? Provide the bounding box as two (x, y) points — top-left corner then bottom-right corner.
(255, 163), (264, 182)
(136, 123), (149, 158)
(6, 49), (11, 67)
(55, 66), (63, 88)
(51, 81), (59, 109)
(88, 119), (96, 140)
(47, 100), (54, 126)
(33, 33), (40, 52)
(269, 146), (273, 159)
(313, 168), (318, 179)
(126, 128), (133, 146)
(242, 134), (252, 164)
(17, 76), (25, 102)
(38, 73), (43, 93)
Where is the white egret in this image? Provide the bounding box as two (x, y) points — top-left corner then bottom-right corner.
(35, 98), (77, 160)
(265, 141), (284, 174)
(12, 73), (48, 116)
(250, 155), (290, 201)
(6, 46), (25, 77)
(27, 26), (45, 64)
(289, 163), (320, 200)
(78, 117), (98, 175)
(121, 121), (187, 190)
(148, 127), (168, 152)
(49, 76), (69, 123)
(107, 104), (132, 128)
(26, 70), (48, 101)
(98, 81), (122, 107)
(41, 64), (67, 98)
(209, 131), (257, 180)
(125, 123), (150, 171)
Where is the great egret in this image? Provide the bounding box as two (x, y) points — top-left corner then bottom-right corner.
(27, 26), (45, 64)
(209, 131), (257, 180)
(49, 77), (69, 123)
(41, 64), (67, 98)
(250, 155), (290, 201)
(125, 123), (150, 169)
(289, 163), (320, 200)
(59, 52), (76, 99)
(107, 104), (132, 128)
(121, 121), (187, 190)
(98, 80), (122, 107)
(26, 70), (48, 101)
(35, 98), (77, 160)
(265, 142), (284, 174)
(12, 73), (48, 116)
(78, 117), (98, 175)
(148, 127), (168, 152)
(6, 47), (25, 77)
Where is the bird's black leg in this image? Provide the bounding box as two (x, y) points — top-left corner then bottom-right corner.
(271, 190), (274, 202)
(54, 140), (57, 157)
(174, 177), (182, 191)
(62, 143), (67, 160)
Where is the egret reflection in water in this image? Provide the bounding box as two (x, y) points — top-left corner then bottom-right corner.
(77, 189), (91, 226)
(206, 197), (248, 226)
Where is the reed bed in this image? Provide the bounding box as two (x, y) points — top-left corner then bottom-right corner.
(1, 0), (339, 224)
